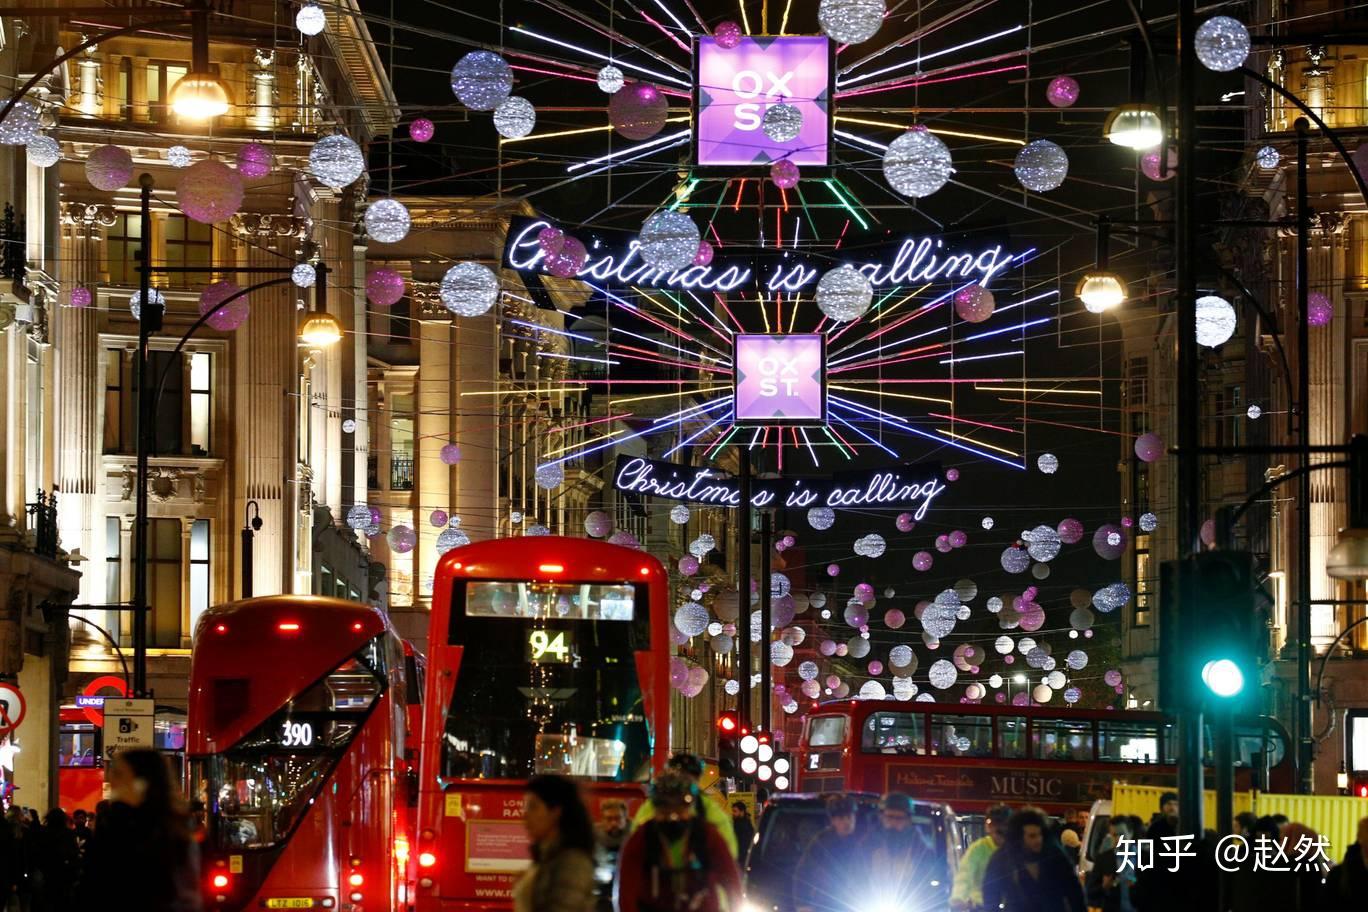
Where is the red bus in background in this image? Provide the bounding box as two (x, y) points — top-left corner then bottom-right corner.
(188, 597), (419, 912)
(796, 700), (1293, 815)
(414, 537), (669, 911)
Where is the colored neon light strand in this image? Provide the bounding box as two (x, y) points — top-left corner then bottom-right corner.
(835, 117), (1026, 147)
(748, 427), (762, 449)
(611, 387), (728, 406)
(536, 351), (619, 365)
(611, 324), (731, 365)
(542, 428), (626, 458)
(885, 422), (1025, 471)
(833, 129), (888, 154)
(779, 0), (793, 35)
(838, 24), (1024, 87)
(960, 315), (1053, 343)
(935, 427), (1020, 458)
(538, 422), (659, 467)
(822, 180), (868, 230)
(927, 412), (1019, 434)
(567, 129), (692, 172)
(823, 427), (855, 459)
(829, 288), (958, 357)
(609, 344), (733, 374)
(506, 318), (597, 343)
(938, 349), (1024, 365)
(829, 409), (900, 459)
(799, 427), (819, 465)
(705, 424), (741, 460)
(651, 0), (694, 35)
(459, 387), (587, 396)
(509, 27), (691, 86)
(653, 396), (732, 426)
(588, 283), (731, 359)
(835, 63), (1028, 100)
(502, 119), (688, 145)
(649, 289), (734, 346)
(737, 0), (751, 35)
(832, 345), (949, 375)
(638, 8), (692, 52)
(975, 386), (1102, 395)
(981, 289), (1059, 321)
(554, 413), (634, 432)
(828, 393), (912, 427)
(830, 384), (951, 405)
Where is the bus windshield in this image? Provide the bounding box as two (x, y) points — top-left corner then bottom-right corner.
(194, 639), (387, 850)
(442, 580), (650, 782)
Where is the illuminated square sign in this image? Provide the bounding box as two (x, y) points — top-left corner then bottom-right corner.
(733, 333), (826, 425)
(695, 35), (832, 167)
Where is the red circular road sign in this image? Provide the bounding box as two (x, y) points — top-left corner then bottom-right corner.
(0, 682), (26, 733)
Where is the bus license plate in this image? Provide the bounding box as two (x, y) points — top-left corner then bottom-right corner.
(264, 900), (315, 909)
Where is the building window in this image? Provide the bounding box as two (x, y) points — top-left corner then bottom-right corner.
(147, 61), (189, 121)
(103, 349), (125, 453)
(390, 393), (414, 491)
(1135, 542), (1152, 626)
(190, 519), (210, 634)
(105, 516), (123, 638)
(105, 213), (141, 286)
(390, 296), (413, 344)
(190, 352), (211, 455)
(163, 215), (212, 287)
(118, 57), (133, 118)
(150, 518), (182, 648)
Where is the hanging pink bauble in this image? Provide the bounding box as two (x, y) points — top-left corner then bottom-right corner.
(669, 657), (689, 688)
(1307, 292), (1333, 326)
(1200, 518), (1217, 547)
(387, 524), (417, 554)
(608, 83), (669, 141)
(819, 639), (837, 657)
(693, 240), (714, 267)
(770, 158), (800, 189)
(199, 281), (249, 331)
(1134, 432), (1165, 463)
(85, 144), (133, 191)
(409, 118), (435, 143)
(1140, 148), (1178, 182)
(854, 583), (875, 603)
(836, 643), (849, 657)
(439, 443), (462, 465)
(884, 608), (905, 629)
(1058, 517), (1085, 544)
(1046, 76), (1080, 108)
(954, 284), (996, 323)
(430, 510), (449, 527)
(584, 511), (612, 538)
(948, 530), (968, 548)
(946, 468), (960, 481)
(868, 660), (884, 676)
(366, 268), (406, 307)
(913, 551), (933, 571)
(236, 143), (274, 179)
(178, 159), (245, 224)
(826, 563), (841, 576)
(69, 287), (92, 308)
(714, 20), (743, 49)
(895, 513), (915, 532)
(546, 236), (587, 278)
(935, 535), (952, 553)
(678, 555), (700, 576)
(538, 227), (565, 256)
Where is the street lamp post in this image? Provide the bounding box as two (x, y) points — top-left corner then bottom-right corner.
(241, 501), (262, 599)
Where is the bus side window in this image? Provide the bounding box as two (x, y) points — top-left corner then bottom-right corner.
(997, 716), (1027, 759)
(1032, 718), (1095, 761)
(1098, 721), (1160, 763)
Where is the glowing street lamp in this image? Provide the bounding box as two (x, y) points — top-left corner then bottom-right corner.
(1078, 215), (1126, 313)
(169, 4), (230, 121)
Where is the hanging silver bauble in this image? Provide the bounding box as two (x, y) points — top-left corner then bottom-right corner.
(1013, 139), (1069, 192)
(535, 462), (565, 489)
(346, 504), (371, 530)
(669, 504), (691, 524)
(364, 199), (412, 244)
(1255, 145), (1279, 169)
(883, 126), (953, 198)
(167, 145), (193, 168)
(439, 261), (499, 316)
(761, 103), (803, 143)
(493, 96), (537, 139)
(0, 100), (41, 145)
(808, 507), (836, 530)
(308, 134), (365, 189)
(26, 134), (59, 168)
(292, 263), (317, 288)
(1195, 295), (1237, 347)
(295, 1), (327, 36)
(637, 211), (700, 272)
(451, 51), (514, 112)
(817, 0), (887, 45)
(1195, 16), (1250, 72)
(815, 265), (873, 322)
(128, 289), (165, 320)
(597, 65), (625, 94)
(436, 526), (471, 555)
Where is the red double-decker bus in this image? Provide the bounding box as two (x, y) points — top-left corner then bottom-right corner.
(188, 596), (419, 912)
(413, 537), (669, 911)
(795, 700), (1293, 815)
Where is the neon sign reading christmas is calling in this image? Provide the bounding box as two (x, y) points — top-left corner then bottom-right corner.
(503, 216), (1029, 294)
(612, 456), (946, 521)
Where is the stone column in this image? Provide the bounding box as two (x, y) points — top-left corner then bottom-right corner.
(313, 191), (348, 522)
(1306, 218), (1346, 647)
(55, 203), (115, 608)
(230, 213), (306, 597)
(416, 319), (452, 604)
(454, 309), (499, 543)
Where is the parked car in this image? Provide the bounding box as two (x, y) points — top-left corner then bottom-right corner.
(1079, 798), (1113, 880)
(742, 792), (962, 912)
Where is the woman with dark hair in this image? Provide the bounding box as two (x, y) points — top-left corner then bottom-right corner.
(513, 774), (597, 912)
(982, 807), (1087, 912)
(77, 749), (201, 912)
(32, 808), (79, 912)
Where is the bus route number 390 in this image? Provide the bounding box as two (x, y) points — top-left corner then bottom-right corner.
(280, 720), (315, 748)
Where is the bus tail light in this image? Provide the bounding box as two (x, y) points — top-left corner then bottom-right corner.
(211, 874), (230, 890)
(349, 892), (364, 903)
(418, 851), (437, 869)
(348, 873), (364, 887)
(538, 563), (564, 574)
(394, 835), (411, 865)
(277, 622), (301, 633)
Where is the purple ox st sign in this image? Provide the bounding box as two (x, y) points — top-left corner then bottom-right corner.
(695, 35), (832, 167)
(733, 333), (826, 424)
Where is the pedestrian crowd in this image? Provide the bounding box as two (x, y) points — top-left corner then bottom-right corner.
(0, 749), (201, 912)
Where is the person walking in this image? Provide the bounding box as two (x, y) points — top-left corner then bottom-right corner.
(32, 809), (78, 912)
(1320, 815), (1368, 910)
(982, 807), (1086, 912)
(511, 775), (597, 912)
(629, 754), (738, 858)
(0, 807), (23, 912)
(5, 807), (33, 912)
(862, 793), (946, 911)
(794, 794), (864, 912)
(1085, 815), (1137, 912)
(952, 804), (1010, 911)
(730, 802), (754, 867)
(76, 749), (201, 912)
(615, 772), (741, 912)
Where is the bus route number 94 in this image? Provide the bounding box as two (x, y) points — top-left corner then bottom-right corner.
(280, 720), (315, 748)
(528, 629), (572, 663)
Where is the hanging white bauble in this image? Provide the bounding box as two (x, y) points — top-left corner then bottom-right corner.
(1037, 453), (1060, 474)
(493, 96), (537, 139)
(440, 261), (499, 316)
(1255, 145), (1279, 169)
(761, 103), (803, 143)
(365, 199), (412, 243)
(883, 126), (953, 198)
(436, 526), (471, 555)
(1013, 139), (1069, 192)
(637, 211), (700, 272)
(817, 0), (886, 45)
(808, 507), (836, 530)
(535, 463), (564, 489)
(296, 1), (327, 36)
(0, 100), (41, 145)
(1195, 295), (1237, 347)
(928, 659), (958, 689)
(669, 504), (691, 524)
(128, 289), (165, 321)
(308, 134), (365, 189)
(346, 504), (371, 530)
(292, 263), (317, 288)
(26, 134), (59, 168)
(1195, 16), (1250, 73)
(451, 51), (514, 111)
(674, 601), (709, 637)
(167, 145), (193, 168)
(815, 265), (873, 322)
(597, 65), (625, 94)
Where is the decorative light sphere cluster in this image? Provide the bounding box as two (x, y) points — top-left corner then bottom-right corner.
(365, 199), (412, 244)
(440, 261), (500, 316)
(1195, 16), (1251, 72)
(883, 127), (954, 198)
(638, 211), (700, 272)
(309, 134), (366, 189)
(739, 734), (790, 790)
(815, 265), (873, 322)
(1014, 140), (1069, 192)
(818, 0), (887, 45)
(451, 51), (514, 111)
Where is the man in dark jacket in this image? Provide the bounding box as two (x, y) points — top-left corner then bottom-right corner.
(1086, 816), (1137, 912)
(730, 801), (755, 866)
(1321, 815), (1368, 910)
(982, 807), (1086, 912)
(861, 793), (947, 912)
(794, 795), (862, 912)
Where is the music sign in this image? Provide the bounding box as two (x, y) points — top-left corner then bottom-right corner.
(695, 35), (832, 167)
(733, 333), (825, 424)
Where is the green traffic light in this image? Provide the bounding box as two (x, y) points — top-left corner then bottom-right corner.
(1201, 658), (1245, 697)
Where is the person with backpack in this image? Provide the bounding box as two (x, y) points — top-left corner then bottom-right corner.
(615, 772), (741, 912)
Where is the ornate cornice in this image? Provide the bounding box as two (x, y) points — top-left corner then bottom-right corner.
(230, 212), (311, 241)
(59, 202), (117, 231)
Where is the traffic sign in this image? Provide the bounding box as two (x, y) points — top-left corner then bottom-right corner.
(0, 683), (25, 732)
(102, 698), (154, 759)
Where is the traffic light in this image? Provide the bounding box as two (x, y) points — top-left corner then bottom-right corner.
(716, 711), (741, 776)
(1159, 551), (1268, 713)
